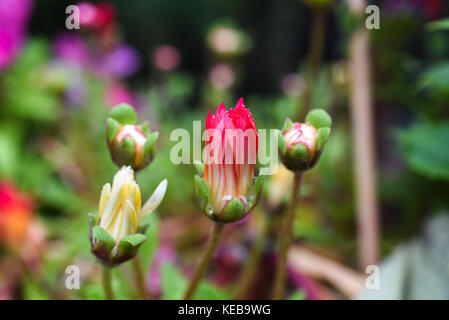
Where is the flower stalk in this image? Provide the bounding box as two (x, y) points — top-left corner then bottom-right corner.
(101, 266), (114, 300)
(132, 255), (148, 300)
(272, 172), (303, 300)
(183, 223), (225, 300)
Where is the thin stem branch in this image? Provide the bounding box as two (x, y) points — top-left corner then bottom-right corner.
(272, 172), (303, 300)
(234, 213), (267, 299)
(132, 255), (148, 299)
(102, 266), (114, 300)
(296, 8), (326, 121)
(183, 223), (225, 300)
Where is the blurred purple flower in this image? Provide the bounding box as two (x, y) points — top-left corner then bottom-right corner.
(53, 33), (89, 68)
(0, 0), (33, 70)
(146, 244), (177, 298)
(96, 45), (140, 79)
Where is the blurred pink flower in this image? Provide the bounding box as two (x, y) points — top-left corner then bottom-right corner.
(282, 73), (305, 97)
(0, 180), (33, 249)
(152, 45), (180, 71)
(105, 81), (136, 108)
(0, 0), (33, 70)
(209, 63), (235, 90)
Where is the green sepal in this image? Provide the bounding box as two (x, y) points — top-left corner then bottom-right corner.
(106, 118), (121, 143)
(88, 212), (98, 243)
(92, 226), (116, 252)
(115, 136), (136, 166)
(113, 234), (146, 264)
(143, 131), (159, 160)
(317, 127), (331, 150)
(194, 161), (205, 176)
(194, 175), (210, 210)
(281, 118), (295, 133)
(248, 175), (265, 210)
(283, 143), (310, 172)
(220, 197), (245, 223)
(277, 130), (287, 156)
(305, 109), (332, 129)
(138, 222), (151, 235)
(140, 121), (150, 136)
(109, 103), (136, 124)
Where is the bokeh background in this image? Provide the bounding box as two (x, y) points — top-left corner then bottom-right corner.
(1, 0), (449, 299)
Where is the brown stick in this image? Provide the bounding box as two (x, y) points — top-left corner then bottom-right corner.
(347, 0), (380, 268)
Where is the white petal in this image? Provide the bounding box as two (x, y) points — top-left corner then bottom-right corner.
(141, 179), (167, 218)
(98, 183), (111, 218)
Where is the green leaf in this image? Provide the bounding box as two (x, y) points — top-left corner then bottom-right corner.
(398, 123), (449, 181)
(161, 263), (187, 300)
(288, 290), (306, 300)
(161, 263), (230, 300)
(139, 213), (160, 270)
(427, 18), (449, 31)
(419, 62), (449, 95)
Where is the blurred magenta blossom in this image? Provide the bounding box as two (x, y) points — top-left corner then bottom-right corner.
(53, 33), (90, 68)
(78, 1), (116, 32)
(0, 0), (33, 70)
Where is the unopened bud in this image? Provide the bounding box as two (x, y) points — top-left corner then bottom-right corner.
(106, 103), (159, 172)
(278, 109), (331, 172)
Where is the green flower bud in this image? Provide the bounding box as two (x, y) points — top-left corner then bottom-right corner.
(106, 104), (159, 172)
(279, 109), (332, 172)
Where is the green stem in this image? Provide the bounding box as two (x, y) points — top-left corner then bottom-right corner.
(132, 255), (148, 299)
(102, 266), (114, 300)
(234, 214), (267, 299)
(183, 223), (225, 300)
(296, 8), (326, 121)
(272, 173), (303, 300)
